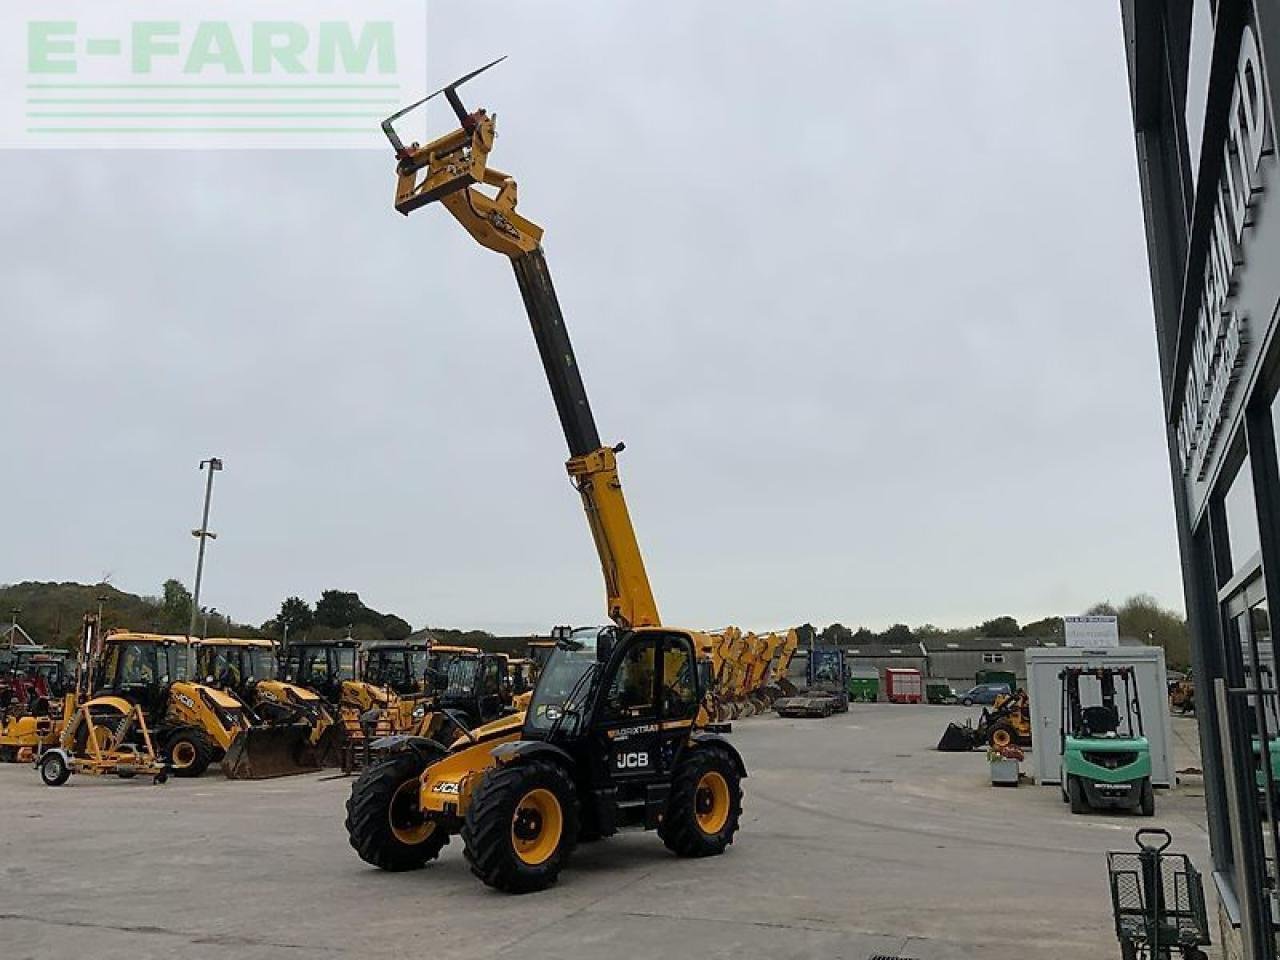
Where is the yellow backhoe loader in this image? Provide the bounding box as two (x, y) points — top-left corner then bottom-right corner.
(345, 62), (746, 893)
(89, 632), (252, 776)
(194, 637), (340, 778)
(36, 616), (167, 786)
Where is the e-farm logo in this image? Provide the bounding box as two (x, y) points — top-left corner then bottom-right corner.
(0, 1), (427, 148)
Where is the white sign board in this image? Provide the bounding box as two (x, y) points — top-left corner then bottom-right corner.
(1063, 615), (1119, 648)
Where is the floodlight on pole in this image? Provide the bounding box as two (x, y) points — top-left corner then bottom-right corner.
(188, 457), (223, 639)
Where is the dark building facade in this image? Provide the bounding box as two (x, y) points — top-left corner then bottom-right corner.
(1121, 2), (1280, 955)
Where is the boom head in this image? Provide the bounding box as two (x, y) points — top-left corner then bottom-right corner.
(381, 57), (542, 255)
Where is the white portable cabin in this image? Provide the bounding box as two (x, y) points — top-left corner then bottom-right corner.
(1024, 646), (1174, 788)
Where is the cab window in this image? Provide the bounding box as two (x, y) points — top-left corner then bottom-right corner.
(604, 638), (657, 721)
(333, 648), (356, 681)
(480, 658), (502, 695)
(300, 648), (329, 682)
(118, 643), (158, 685)
(661, 636), (698, 721)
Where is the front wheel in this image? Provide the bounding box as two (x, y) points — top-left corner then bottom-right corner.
(462, 759), (579, 893)
(660, 747), (743, 858)
(1139, 779), (1155, 817)
(962, 698), (973, 707)
(346, 749), (450, 871)
(1068, 775), (1088, 814)
(40, 752), (70, 786)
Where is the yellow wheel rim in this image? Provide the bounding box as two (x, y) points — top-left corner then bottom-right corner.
(171, 741), (197, 769)
(512, 788), (563, 866)
(992, 728), (1011, 749)
(389, 778), (436, 845)
(695, 771), (731, 834)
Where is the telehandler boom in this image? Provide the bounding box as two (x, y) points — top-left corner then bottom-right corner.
(384, 58), (657, 631)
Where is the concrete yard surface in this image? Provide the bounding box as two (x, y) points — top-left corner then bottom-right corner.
(1, 705), (1213, 960)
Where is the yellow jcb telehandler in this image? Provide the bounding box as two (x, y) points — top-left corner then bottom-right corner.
(344, 62), (747, 893)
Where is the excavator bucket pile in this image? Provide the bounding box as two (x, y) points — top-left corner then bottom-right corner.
(222, 723), (322, 780)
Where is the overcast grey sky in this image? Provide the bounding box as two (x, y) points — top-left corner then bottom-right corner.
(1, 1), (1181, 635)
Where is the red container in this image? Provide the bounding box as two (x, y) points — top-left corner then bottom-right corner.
(882, 668), (923, 704)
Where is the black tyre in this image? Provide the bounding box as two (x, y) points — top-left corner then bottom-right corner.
(962, 697), (973, 707)
(1139, 779), (1155, 817)
(40, 752), (70, 786)
(345, 750), (449, 871)
(660, 747), (743, 858)
(462, 759), (579, 893)
(988, 722), (1017, 751)
(166, 727), (214, 778)
(1068, 775), (1088, 814)
(116, 770), (137, 780)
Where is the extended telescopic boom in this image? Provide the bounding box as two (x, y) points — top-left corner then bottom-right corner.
(382, 62), (659, 630)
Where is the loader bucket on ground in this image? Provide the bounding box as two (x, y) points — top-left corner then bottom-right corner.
(311, 722), (347, 769)
(936, 722), (978, 752)
(222, 724), (320, 779)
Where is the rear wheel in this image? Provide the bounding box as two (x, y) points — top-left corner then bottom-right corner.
(462, 759), (579, 893)
(1068, 775), (1088, 814)
(40, 752), (70, 786)
(166, 728), (214, 778)
(345, 750), (449, 871)
(660, 747), (743, 858)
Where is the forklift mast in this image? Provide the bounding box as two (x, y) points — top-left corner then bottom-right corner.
(383, 61), (659, 630)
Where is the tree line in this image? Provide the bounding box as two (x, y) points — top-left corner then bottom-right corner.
(800, 593), (1191, 669)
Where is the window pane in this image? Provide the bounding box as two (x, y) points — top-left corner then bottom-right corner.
(662, 640), (697, 720)
(605, 639), (656, 721)
(1225, 456), (1261, 574)
(1185, 0), (1215, 189)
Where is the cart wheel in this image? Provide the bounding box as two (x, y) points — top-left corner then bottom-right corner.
(154, 771), (168, 785)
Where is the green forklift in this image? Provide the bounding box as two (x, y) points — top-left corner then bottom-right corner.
(1060, 665), (1155, 816)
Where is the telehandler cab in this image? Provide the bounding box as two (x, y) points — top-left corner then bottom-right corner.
(345, 61), (746, 892)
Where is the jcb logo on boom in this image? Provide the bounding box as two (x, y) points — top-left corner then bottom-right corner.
(174, 692), (196, 710)
(615, 752), (649, 770)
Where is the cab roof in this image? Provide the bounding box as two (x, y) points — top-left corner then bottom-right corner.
(198, 636), (275, 648)
(104, 632), (190, 645)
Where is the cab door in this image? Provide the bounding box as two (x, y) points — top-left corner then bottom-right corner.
(596, 635), (662, 785)
(656, 633), (698, 775)
(477, 656), (504, 721)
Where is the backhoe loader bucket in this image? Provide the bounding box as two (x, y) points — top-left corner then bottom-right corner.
(222, 724), (320, 779)
(936, 722), (978, 752)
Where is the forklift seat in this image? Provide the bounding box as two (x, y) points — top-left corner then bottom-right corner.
(1081, 705), (1119, 737)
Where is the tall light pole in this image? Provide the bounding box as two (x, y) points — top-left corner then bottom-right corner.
(188, 457), (223, 639)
